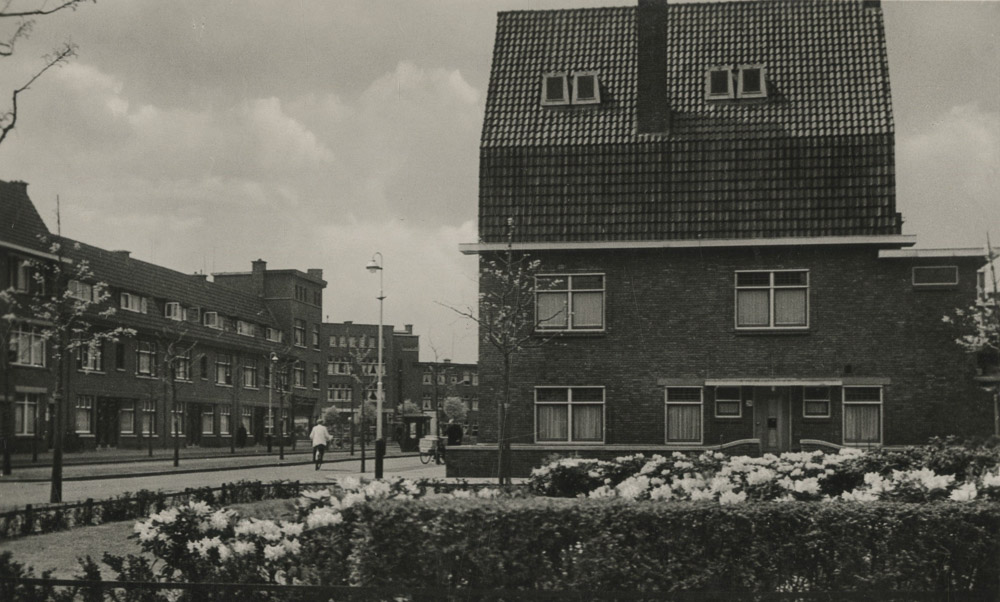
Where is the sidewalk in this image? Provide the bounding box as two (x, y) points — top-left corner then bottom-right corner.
(1, 444), (412, 482)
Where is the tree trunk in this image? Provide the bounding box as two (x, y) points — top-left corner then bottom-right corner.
(498, 354), (512, 485)
(49, 330), (69, 503)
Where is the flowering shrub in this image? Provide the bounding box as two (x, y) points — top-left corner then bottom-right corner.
(529, 446), (1000, 504)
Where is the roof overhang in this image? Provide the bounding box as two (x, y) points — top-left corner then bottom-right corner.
(878, 248), (988, 259)
(658, 377), (891, 387)
(0, 240), (65, 262)
(460, 235), (917, 255)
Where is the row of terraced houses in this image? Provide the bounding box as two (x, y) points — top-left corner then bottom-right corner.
(1, 180), (478, 455)
(449, 0), (994, 476)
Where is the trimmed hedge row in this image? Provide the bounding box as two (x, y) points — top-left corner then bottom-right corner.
(0, 480), (317, 540)
(318, 497), (1000, 595)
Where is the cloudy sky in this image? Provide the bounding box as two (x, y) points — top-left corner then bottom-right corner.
(1, 0), (997, 363)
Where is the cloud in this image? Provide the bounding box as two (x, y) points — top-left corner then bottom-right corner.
(898, 104), (1000, 248)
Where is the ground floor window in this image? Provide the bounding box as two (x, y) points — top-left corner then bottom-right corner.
(75, 395), (94, 434)
(713, 387), (741, 418)
(220, 406), (231, 435)
(535, 386), (604, 442)
(202, 407), (215, 435)
(170, 406), (184, 435)
(843, 386), (882, 446)
(242, 407), (252, 433)
(120, 401), (135, 434)
(14, 392), (40, 436)
(665, 387), (702, 444)
(803, 386), (831, 418)
(141, 400), (156, 435)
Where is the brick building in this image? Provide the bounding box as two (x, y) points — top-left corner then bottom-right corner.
(450, 0), (991, 477)
(2, 180), (328, 453)
(417, 359), (480, 441)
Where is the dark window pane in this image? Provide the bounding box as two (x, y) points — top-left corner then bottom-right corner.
(576, 75), (595, 99)
(774, 271), (807, 286)
(666, 387), (702, 402)
(803, 386), (829, 400)
(570, 387), (604, 402)
(536, 388), (569, 402)
(545, 76), (565, 101)
(571, 275), (603, 290)
(710, 70), (730, 95)
(844, 387), (881, 402)
(715, 387), (741, 400)
(742, 68), (761, 93)
(912, 266), (958, 285)
(737, 272), (770, 287)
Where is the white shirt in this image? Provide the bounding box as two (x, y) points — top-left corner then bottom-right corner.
(309, 424), (331, 446)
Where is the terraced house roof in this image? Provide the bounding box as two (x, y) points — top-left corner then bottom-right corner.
(477, 0), (903, 243)
(0, 181), (53, 256)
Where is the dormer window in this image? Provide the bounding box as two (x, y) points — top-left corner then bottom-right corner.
(541, 72), (569, 106)
(121, 292), (148, 314)
(572, 72), (600, 105)
(164, 302), (184, 321)
(706, 67), (734, 99)
(203, 311), (222, 330)
(737, 65), (767, 98)
(266, 327), (283, 343)
(237, 320), (254, 336)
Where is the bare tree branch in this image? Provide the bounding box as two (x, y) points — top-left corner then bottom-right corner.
(0, 0), (92, 19)
(0, 42), (75, 146)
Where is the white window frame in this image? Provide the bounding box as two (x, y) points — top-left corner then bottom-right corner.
(203, 311), (222, 330)
(713, 386), (742, 419)
(120, 292), (148, 314)
(266, 328), (283, 343)
(912, 266), (959, 288)
(734, 269), (810, 330)
(164, 302), (184, 321)
(174, 349), (191, 382)
(471, 398), (479, 412)
(243, 358), (258, 389)
(706, 66), (734, 99)
(12, 326), (46, 367)
(534, 386), (605, 444)
(422, 395), (432, 410)
(541, 72), (569, 106)
(293, 361), (306, 388)
(77, 340), (104, 373)
(737, 64), (767, 98)
(14, 392), (40, 436)
(312, 325), (320, 348)
(219, 406), (231, 436)
(215, 353), (233, 386)
(136, 341), (157, 377)
(170, 406), (184, 436)
(328, 385), (351, 402)
(312, 363), (320, 388)
(202, 407), (215, 435)
(68, 279), (94, 302)
(293, 319), (306, 347)
(665, 387), (704, 445)
(241, 407), (252, 433)
(120, 400), (135, 435)
(842, 386), (883, 447)
(237, 320), (254, 337)
(75, 395), (94, 434)
(535, 273), (606, 333)
(140, 399), (156, 436)
(571, 71), (600, 105)
(422, 373), (432, 385)
(803, 386), (832, 419)
(472, 374), (479, 386)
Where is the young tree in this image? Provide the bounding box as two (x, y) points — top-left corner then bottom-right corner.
(146, 325), (199, 466)
(442, 396), (469, 423)
(943, 244), (1000, 436)
(1, 1), (93, 147)
(346, 339), (379, 470)
(9, 235), (132, 502)
(443, 218), (558, 484)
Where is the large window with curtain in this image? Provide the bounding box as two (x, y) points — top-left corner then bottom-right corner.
(535, 274), (605, 332)
(735, 270), (808, 329)
(15, 392), (40, 436)
(843, 387), (882, 446)
(665, 387), (703, 444)
(75, 395), (94, 434)
(535, 387), (604, 443)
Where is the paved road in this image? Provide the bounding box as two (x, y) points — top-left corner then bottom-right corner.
(0, 455), (446, 510)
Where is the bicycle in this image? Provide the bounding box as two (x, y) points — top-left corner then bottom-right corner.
(419, 436), (446, 465)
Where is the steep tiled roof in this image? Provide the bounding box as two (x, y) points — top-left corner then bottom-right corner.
(0, 181), (52, 255)
(478, 0), (901, 243)
(482, 1), (892, 147)
(64, 239), (274, 325)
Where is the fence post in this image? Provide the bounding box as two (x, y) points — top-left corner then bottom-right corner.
(84, 498), (94, 526)
(22, 504), (33, 536)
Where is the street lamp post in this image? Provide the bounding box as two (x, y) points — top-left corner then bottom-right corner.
(366, 252), (385, 479)
(268, 352), (278, 453)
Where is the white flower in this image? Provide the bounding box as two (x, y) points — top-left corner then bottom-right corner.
(232, 541), (256, 556)
(950, 482), (978, 502)
(689, 488), (714, 502)
(746, 468), (776, 486)
(649, 485), (674, 501)
(339, 476), (361, 491)
(305, 508), (344, 529)
(263, 544), (286, 561)
(719, 490), (746, 505)
(840, 489), (878, 502)
(982, 470), (1000, 488)
(615, 476), (650, 500)
(209, 510), (232, 530)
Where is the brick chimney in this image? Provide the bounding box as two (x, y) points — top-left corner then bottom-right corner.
(251, 259), (266, 296)
(637, 0), (670, 135)
(307, 268), (323, 280)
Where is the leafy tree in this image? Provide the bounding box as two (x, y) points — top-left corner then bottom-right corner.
(442, 396), (468, 423)
(943, 245), (999, 436)
(444, 218), (557, 484)
(398, 399), (421, 416)
(1, 1), (94, 146)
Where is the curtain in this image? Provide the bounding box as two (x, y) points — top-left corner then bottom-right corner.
(774, 289), (807, 325)
(667, 404), (701, 442)
(120, 402), (134, 433)
(737, 290), (769, 326)
(572, 292), (603, 328)
(537, 405), (568, 440)
(537, 293), (568, 328)
(844, 404), (880, 445)
(572, 405), (603, 441)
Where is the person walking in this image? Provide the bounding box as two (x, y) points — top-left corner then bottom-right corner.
(309, 418), (332, 470)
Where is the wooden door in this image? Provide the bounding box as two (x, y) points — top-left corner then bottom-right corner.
(757, 390), (789, 453)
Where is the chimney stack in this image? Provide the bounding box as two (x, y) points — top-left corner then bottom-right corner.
(251, 259), (266, 296)
(307, 268), (323, 280)
(637, 0), (670, 135)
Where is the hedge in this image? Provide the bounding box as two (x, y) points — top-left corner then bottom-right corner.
(330, 497), (1000, 595)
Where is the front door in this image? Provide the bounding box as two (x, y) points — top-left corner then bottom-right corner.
(187, 403), (201, 446)
(757, 389), (789, 453)
(95, 398), (120, 448)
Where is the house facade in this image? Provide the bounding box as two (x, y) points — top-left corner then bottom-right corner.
(1, 180), (329, 454)
(417, 359), (480, 441)
(449, 0), (991, 477)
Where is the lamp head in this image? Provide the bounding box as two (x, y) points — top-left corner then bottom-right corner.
(366, 258), (381, 273)
(270, 352), (279, 363)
